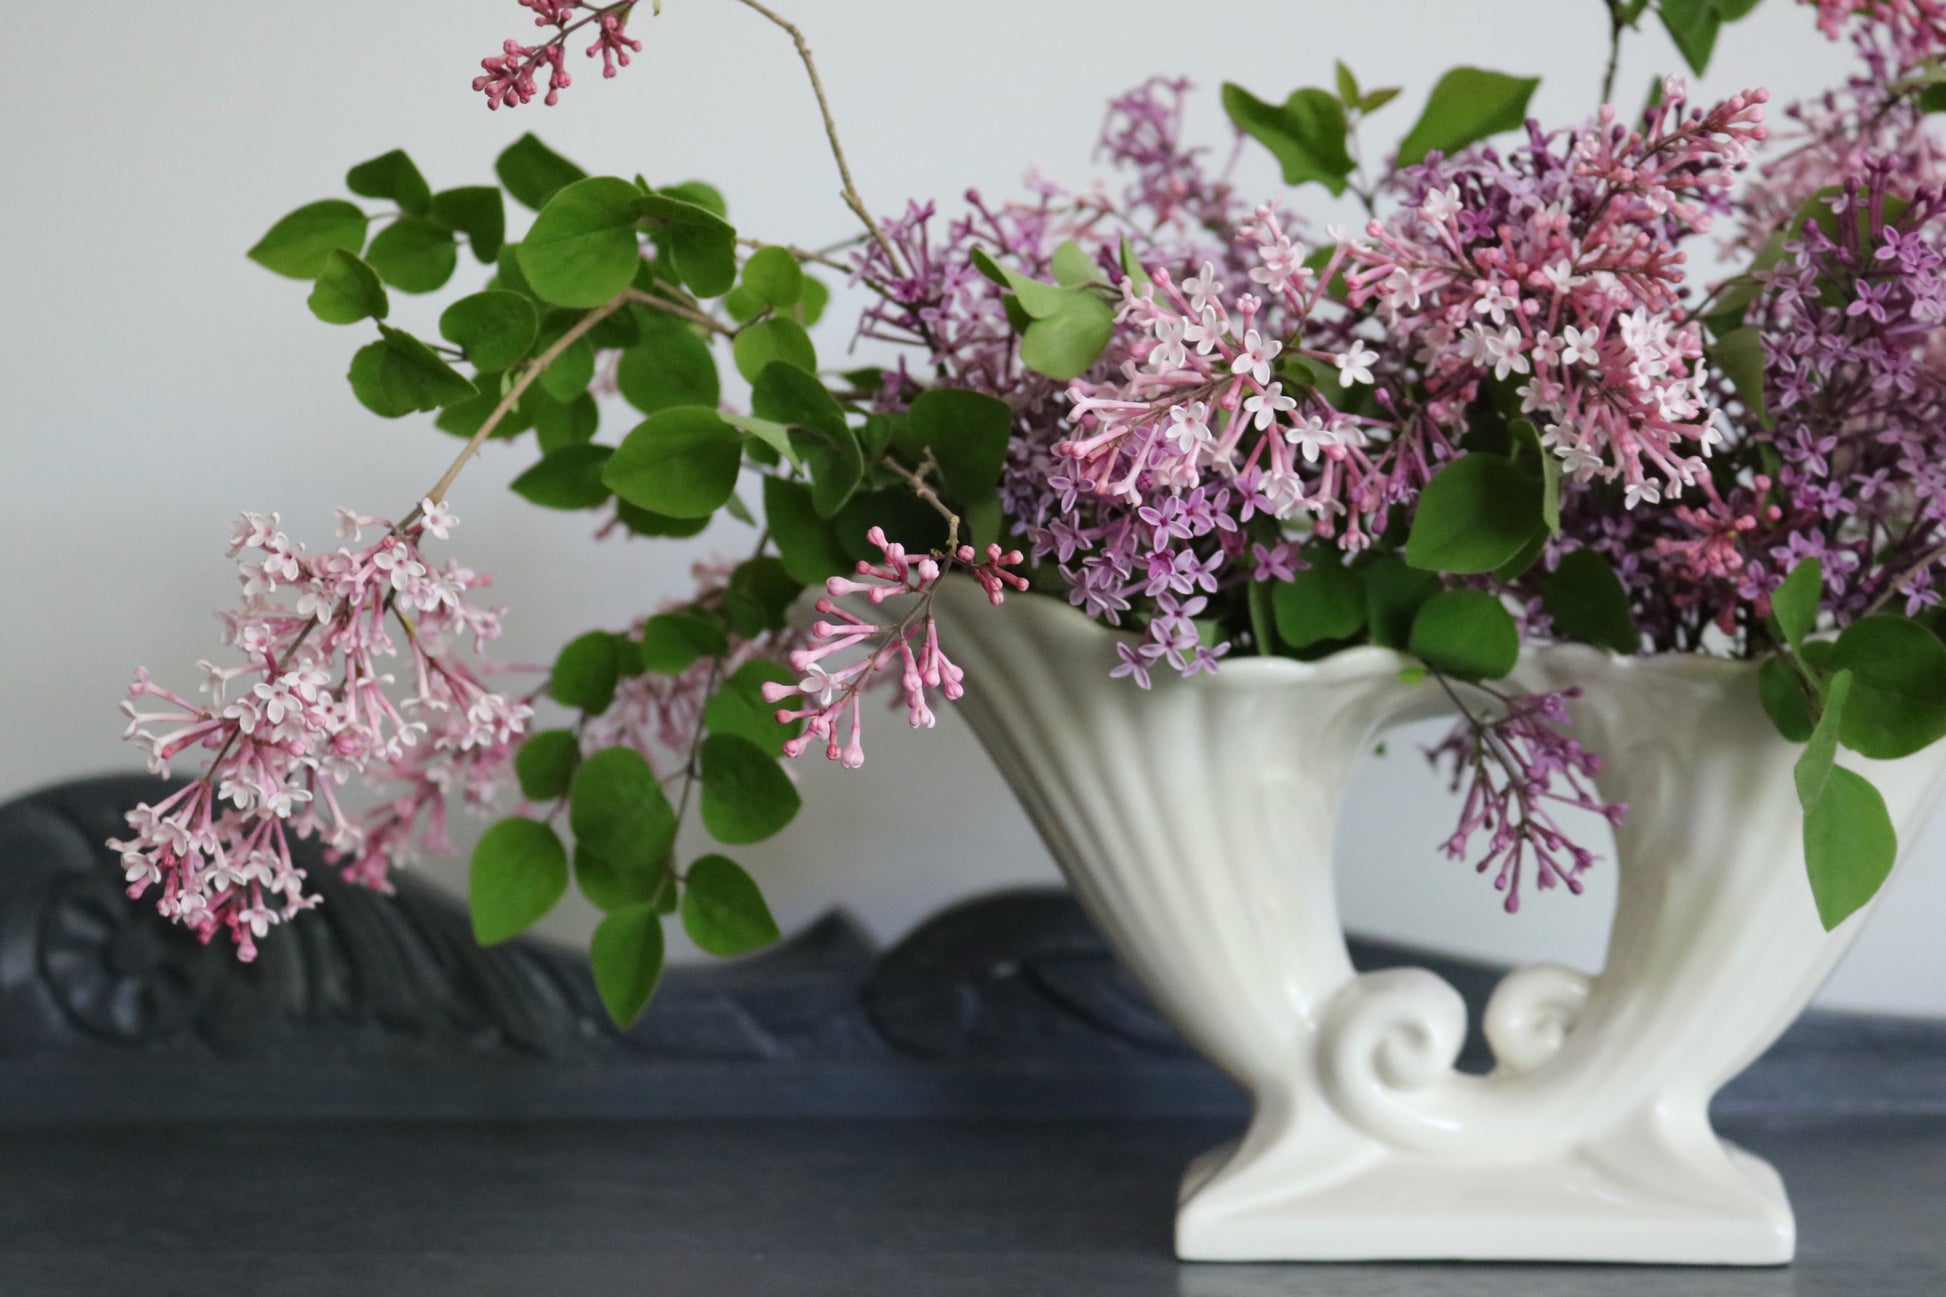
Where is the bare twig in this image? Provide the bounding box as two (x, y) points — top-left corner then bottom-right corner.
(727, 0), (901, 272)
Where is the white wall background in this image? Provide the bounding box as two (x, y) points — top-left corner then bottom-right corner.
(4, 1), (1942, 1016)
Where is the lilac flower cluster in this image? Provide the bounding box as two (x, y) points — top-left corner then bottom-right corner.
(1427, 687), (1623, 914)
(1350, 83), (1768, 507)
(111, 505), (531, 958)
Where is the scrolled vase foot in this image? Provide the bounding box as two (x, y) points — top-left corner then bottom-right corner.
(928, 581), (1946, 1264)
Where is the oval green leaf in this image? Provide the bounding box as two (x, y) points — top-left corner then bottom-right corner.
(604, 406), (743, 519)
(469, 817), (569, 945)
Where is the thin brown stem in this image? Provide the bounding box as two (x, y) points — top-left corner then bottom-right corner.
(880, 454), (961, 553)
(1600, 0), (1626, 109)
(627, 284), (737, 336)
(1863, 537), (1946, 617)
(672, 656), (723, 824)
(411, 292), (634, 522)
(726, 0), (900, 272)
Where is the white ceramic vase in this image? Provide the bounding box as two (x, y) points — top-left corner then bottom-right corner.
(927, 578), (1946, 1264)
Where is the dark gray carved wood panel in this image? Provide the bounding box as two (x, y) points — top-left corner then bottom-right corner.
(0, 774), (1939, 1121)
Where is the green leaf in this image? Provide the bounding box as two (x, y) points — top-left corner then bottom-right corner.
(496, 133), (587, 211)
(1659, 0), (1722, 75)
(1020, 295), (1115, 381)
(796, 275), (830, 326)
(1509, 418), (1561, 533)
(345, 149), (431, 216)
(618, 316), (720, 414)
(906, 388), (1013, 508)
(1760, 655), (1817, 743)
(1336, 60), (1361, 106)
(534, 328), (595, 402)
(1409, 589), (1520, 681)
(732, 318), (817, 384)
(660, 180), (728, 218)
(1363, 555), (1444, 649)
(1272, 555), (1366, 648)
(724, 559), (804, 638)
(1770, 557), (1823, 653)
(1404, 453), (1546, 574)
(764, 476), (851, 585)
(1051, 241), (1105, 287)
(364, 217), (459, 294)
(637, 190), (738, 298)
(1543, 549), (1639, 654)
(515, 729), (582, 801)
(1803, 766), (1898, 931)
(575, 845), (666, 913)
(469, 817), (568, 945)
(519, 177), (645, 308)
(1709, 325), (1771, 427)
(589, 904), (666, 1027)
(1396, 67), (1541, 168)
(752, 360), (847, 438)
(430, 185), (506, 263)
(525, 388), (597, 450)
(439, 291), (538, 372)
(248, 200), (369, 279)
(1360, 87), (1402, 114)
(700, 734), (802, 845)
(681, 855), (781, 957)
(512, 444), (613, 511)
(723, 412), (800, 467)
(550, 630), (622, 713)
(742, 245), (804, 307)
(637, 611), (729, 674)
(969, 249), (1115, 380)
(752, 362), (862, 517)
(1795, 669), (1853, 808)
(348, 326), (478, 418)
(705, 659), (801, 755)
(571, 746), (678, 871)
(1221, 83), (1355, 194)
(307, 249), (388, 325)
(616, 500), (711, 538)
(1830, 615), (1946, 759)
(604, 406), (743, 518)
(439, 385), (533, 441)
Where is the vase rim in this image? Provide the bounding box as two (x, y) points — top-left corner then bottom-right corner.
(940, 578), (1765, 688)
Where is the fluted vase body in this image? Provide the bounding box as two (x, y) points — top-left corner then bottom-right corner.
(928, 580), (1946, 1263)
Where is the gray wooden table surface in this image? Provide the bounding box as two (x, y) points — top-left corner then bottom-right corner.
(0, 1114), (1937, 1296)
(3, 778), (1941, 1295)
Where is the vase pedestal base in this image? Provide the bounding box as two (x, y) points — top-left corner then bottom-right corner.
(1176, 1134), (1793, 1265)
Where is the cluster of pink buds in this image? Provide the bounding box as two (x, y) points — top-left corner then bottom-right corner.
(109, 504), (532, 959)
(473, 1), (641, 108)
(1427, 688), (1626, 914)
(764, 529), (1025, 767)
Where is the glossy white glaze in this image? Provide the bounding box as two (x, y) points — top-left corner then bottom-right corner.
(928, 579), (1946, 1263)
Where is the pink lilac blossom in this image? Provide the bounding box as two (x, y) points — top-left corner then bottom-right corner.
(763, 529), (1026, 768)
(110, 506), (532, 959)
(473, 1), (641, 109)
(1051, 205), (1402, 672)
(1427, 688), (1625, 914)
(1557, 161), (1946, 647)
(1738, 3), (1946, 247)
(1348, 82), (1768, 507)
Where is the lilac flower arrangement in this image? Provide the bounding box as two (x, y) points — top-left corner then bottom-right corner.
(112, 0), (1946, 1022)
